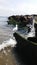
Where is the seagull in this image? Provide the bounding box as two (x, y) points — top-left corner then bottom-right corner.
(13, 24), (18, 32)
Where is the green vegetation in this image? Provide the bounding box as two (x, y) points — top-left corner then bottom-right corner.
(8, 18), (22, 27)
(8, 15), (37, 28)
(8, 18), (16, 25)
(8, 15), (28, 28)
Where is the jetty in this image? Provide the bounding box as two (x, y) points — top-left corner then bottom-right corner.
(13, 30), (37, 65)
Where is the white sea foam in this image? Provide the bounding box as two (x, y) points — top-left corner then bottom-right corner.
(0, 24), (18, 51)
(0, 38), (17, 51)
(26, 18), (35, 39)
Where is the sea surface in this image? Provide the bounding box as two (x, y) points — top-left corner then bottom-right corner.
(0, 16), (18, 65)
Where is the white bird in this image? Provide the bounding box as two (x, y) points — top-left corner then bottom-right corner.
(13, 24), (18, 32)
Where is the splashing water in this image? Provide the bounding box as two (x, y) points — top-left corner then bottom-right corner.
(0, 24), (18, 51)
(0, 17), (18, 65)
(26, 18), (35, 39)
(0, 38), (17, 51)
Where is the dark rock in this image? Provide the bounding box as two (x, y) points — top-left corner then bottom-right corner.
(28, 37), (37, 43)
(13, 32), (37, 65)
(34, 23), (37, 37)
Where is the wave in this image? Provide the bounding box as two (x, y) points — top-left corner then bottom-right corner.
(0, 37), (17, 51)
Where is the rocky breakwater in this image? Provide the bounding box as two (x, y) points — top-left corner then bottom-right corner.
(13, 32), (37, 65)
(7, 15), (33, 28)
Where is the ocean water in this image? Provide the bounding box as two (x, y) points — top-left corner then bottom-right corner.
(0, 16), (17, 65)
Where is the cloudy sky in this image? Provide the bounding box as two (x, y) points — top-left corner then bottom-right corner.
(0, 0), (37, 16)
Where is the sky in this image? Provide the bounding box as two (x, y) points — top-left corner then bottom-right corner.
(0, 0), (37, 16)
